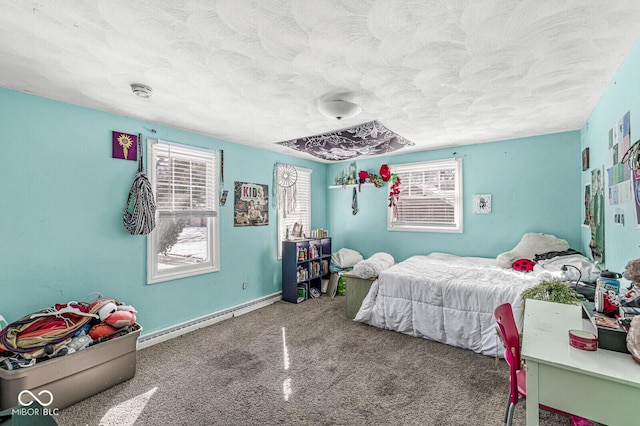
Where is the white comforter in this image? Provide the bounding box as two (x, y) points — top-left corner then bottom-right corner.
(354, 252), (556, 357)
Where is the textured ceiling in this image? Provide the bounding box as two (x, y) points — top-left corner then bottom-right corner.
(2, 1), (640, 162)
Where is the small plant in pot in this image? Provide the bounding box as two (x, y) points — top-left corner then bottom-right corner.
(521, 278), (581, 306)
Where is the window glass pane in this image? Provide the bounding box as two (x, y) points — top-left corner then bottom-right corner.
(156, 216), (210, 270)
(388, 159), (462, 233)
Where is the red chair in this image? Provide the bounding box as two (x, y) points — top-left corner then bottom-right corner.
(493, 303), (599, 426)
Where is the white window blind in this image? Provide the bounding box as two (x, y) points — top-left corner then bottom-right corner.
(278, 167), (311, 259)
(388, 158), (462, 233)
(152, 142), (218, 218)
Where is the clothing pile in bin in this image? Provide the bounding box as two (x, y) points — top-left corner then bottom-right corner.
(0, 298), (137, 369)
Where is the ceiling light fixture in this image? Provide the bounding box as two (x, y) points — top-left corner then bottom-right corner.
(317, 98), (362, 120)
(131, 83), (153, 98)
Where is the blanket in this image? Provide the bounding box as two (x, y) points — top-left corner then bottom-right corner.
(355, 253), (556, 356)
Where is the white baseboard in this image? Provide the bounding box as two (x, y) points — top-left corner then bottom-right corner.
(137, 292), (282, 350)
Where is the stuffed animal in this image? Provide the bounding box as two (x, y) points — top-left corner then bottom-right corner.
(88, 302), (137, 340)
(627, 316), (640, 364)
(621, 259), (640, 308)
(97, 302), (137, 328)
(623, 258), (640, 284)
(512, 258), (536, 273)
(88, 323), (118, 340)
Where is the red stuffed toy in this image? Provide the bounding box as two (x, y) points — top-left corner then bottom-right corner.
(512, 258), (536, 272)
(89, 302), (137, 340)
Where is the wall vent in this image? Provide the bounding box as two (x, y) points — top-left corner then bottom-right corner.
(137, 292), (282, 350)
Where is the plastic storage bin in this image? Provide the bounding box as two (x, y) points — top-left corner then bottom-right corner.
(0, 323), (141, 411)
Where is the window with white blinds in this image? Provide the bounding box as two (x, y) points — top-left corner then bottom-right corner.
(388, 158), (462, 233)
(277, 167), (311, 259)
(147, 140), (220, 283)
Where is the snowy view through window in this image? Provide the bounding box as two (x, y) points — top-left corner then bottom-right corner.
(157, 225), (208, 270)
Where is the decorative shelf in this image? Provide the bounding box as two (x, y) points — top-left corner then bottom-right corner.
(328, 183), (379, 189)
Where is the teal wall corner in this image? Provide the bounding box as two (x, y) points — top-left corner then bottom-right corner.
(580, 37), (640, 274)
(326, 131), (582, 262)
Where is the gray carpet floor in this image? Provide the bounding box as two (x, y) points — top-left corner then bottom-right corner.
(56, 296), (569, 425)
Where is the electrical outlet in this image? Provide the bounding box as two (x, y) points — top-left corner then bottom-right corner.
(242, 282), (247, 290)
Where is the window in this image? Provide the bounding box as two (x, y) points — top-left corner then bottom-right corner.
(388, 158), (462, 233)
(277, 166), (311, 259)
(147, 140), (220, 283)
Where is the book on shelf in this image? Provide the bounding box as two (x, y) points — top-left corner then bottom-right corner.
(310, 261), (320, 277)
(310, 228), (329, 238)
(321, 259), (329, 274)
(297, 285), (306, 300)
(296, 266), (308, 282)
(593, 314), (621, 329)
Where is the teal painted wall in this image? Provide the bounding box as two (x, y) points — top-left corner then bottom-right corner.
(580, 38), (640, 274)
(0, 83), (595, 335)
(0, 88), (327, 334)
(327, 131), (582, 262)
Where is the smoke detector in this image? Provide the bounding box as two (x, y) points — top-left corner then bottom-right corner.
(131, 83), (153, 98)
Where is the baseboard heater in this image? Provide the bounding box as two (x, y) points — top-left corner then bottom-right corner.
(137, 292), (282, 350)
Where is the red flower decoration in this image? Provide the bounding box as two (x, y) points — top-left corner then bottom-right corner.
(379, 164), (390, 181)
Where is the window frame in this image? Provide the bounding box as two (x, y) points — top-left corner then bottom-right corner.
(277, 166), (312, 259)
(387, 158), (463, 233)
(146, 139), (220, 284)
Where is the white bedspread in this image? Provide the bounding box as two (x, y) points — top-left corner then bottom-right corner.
(354, 252), (555, 357)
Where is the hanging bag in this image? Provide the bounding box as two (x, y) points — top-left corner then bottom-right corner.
(123, 134), (156, 235)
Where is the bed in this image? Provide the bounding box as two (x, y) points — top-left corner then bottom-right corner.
(353, 234), (600, 357)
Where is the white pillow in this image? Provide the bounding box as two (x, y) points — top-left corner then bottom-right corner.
(353, 252), (395, 279)
(496, 233), (569, 268)
(331, 248), (363, 269)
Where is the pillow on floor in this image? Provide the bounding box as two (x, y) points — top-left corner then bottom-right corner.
(496, 233), (569, 269)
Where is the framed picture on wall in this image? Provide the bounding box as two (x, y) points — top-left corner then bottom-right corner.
(291, 222), (303, 238)
(473, 194), (491, 214)
(583, 184), (591, 226)
(582, 147), (590, 171)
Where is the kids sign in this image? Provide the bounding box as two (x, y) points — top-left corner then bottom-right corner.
(234, 182), (269, 226)
(240, 183), (266, 201)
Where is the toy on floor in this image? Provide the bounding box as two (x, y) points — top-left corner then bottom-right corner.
(89, 302), (137, 340)
(98, 302), (137, 328)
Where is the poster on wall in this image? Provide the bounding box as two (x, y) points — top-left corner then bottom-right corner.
(473, 194), (491, 214)
(608, 111), (632, 205)
(590, 166), (605, 265)
(112, 131), (137, 161)
(583, 184), (591, 226)
(234, 181), (269, 226)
